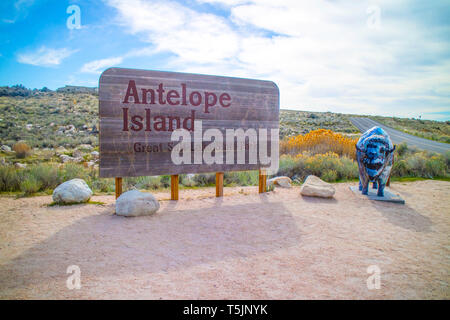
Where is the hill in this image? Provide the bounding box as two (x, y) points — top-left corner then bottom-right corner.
(0, 89), (449, 149)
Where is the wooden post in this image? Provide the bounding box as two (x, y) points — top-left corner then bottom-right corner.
(115, 177), (122, 199)
(216, 172), (224, 197)
(171, 175), (179, 200)
(259, 169), (266, 193)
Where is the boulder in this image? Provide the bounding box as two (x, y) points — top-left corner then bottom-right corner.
(1, 145), (11, 152)
(267, 176), (292, 188)
(116, 190), (160, 217)
(14, 162), (27, 169)
(300, 175), (335, 198)
(52, 179), (92, 204)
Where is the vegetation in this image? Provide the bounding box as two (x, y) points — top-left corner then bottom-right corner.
(279, 109), (359, 139)
(0, 85), (448, 196)
(367, 115), (450, 144)
(12, 141), (31, 158)
(280, 129), (357, 158)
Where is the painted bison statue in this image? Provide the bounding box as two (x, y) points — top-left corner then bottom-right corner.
(356, 126), (395, 197)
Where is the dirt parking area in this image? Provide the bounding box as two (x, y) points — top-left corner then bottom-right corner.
(0, 180), (449, 299)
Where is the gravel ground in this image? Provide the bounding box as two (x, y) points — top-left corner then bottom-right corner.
(0, 180), (448, 299)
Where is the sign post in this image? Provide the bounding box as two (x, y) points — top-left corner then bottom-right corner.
(259, 169), (267, 193)
(115, 177), (122, 199)
(171, 175), (179, 200)
(99, 68), (279, 200)
(216, 172), (224, 197)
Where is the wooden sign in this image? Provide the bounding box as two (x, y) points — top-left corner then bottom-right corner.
(99, 68), (279, 178)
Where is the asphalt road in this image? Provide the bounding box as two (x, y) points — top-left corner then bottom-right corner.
(349, 117), (450, 154)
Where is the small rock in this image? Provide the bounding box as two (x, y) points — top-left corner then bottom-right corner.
(72, 149), (83, 158)
(116, 190), (160, 217)
(300, 175), (335, 198)
(60, 154), (81, 163)
(268, 176), (292, 188)
(55, 147), (67, 155)
(86, 161), (95, 168)
(26, 124), (33, 130)
(91, 151), (99, 159)
(1, 145), (11, 152)
(14, 163), (27, 169)
(52, 179), (93, 204)
(78, 144), (93, 150)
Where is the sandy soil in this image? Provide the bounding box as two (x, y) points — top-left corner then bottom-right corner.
(0, 180), (449, 299)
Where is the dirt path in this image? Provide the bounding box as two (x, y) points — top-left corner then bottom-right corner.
(0, 181), (449, 299)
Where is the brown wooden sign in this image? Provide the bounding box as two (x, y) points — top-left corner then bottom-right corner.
(99, 68), (279, 178)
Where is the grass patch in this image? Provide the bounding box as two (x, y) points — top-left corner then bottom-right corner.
(47, 200), (105, 207)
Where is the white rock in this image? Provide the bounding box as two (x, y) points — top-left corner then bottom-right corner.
(268, 176), (292, 188)
(300, 175), (335, 198)
(72, 149), (83, 158)
(86, 161), (95, 168)
(14, 162), (27, 169)
(78, 144), (93, 150)
(52, 179), (93, 204)
(1, 145), (11, 152)
(55, 147), (67, 155)
(116, 190), (160, 217)
(65, 125), (76, 133)
(91, 151), (99, 159)
(26, 124), (33, 130)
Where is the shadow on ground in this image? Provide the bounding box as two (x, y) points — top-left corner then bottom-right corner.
(0, 200), (301, 290)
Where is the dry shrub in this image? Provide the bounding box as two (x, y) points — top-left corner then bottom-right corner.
(13, 141), (31, 158)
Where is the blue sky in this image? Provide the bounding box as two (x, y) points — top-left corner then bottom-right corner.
(0, 0), (449, 120)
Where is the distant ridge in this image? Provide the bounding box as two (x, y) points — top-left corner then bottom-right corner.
(56, 85), (98, 94)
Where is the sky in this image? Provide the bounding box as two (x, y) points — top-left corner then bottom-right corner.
(0, 0), (449, 120)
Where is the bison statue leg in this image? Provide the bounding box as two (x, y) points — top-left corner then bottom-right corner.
(377, 181), (385, 197)
(361, 175), (370, 195)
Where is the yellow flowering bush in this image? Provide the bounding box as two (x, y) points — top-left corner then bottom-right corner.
(280, 129), (357, 159)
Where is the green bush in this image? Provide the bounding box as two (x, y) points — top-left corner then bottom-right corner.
(193, 173), (216, 186)
(392, 159), (409, 177)
(224, 171), (258, 186)
(321, 169), (338, 182)
(425, 156), (447, 178)
(92, 178), (114, 193)
(397, 142), (408, 156)
(27, 164), (60, 190)
(0, 166), (21, 191)
(20, 176), (42, 195)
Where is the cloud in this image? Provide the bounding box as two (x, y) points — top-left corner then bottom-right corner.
(104, 0), (450, 119)
(80, 57), (124, 74)
(17, 47), (77, 66)
(106, 0), (239, 64)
